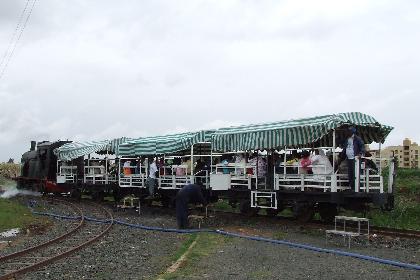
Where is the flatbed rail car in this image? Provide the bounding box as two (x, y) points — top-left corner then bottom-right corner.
(117, 112), (395, 222)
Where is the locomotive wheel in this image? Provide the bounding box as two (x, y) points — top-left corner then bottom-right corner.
(161, 196), (175, 208)
(70, 189), (82, 200)
(318, 203), (337, 223)
(239, 200), (258, 217)
(266, 208), (279, 217)
(293, 203), (315, 223)
(92, 191), (105, 202)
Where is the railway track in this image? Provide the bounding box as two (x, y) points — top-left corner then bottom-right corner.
(0, 199), (114, 280)
(191, 206), (420, 240)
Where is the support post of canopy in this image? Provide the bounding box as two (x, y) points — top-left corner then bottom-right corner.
(378, 142), (382, 175)
(332, 129), (336, 171)
(355, 157), (360, 192)
(191, 144), (194, 178)
(105, 149), (109, 184)
(283, 146), (287, 178)
(331, 129), (337, 192)
(210, 143), (213, 174)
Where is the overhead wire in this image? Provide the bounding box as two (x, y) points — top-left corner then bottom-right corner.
(0, 0), (38, 81)
(0, 0), (30, 70)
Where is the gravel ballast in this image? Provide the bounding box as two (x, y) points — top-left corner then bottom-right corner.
(1, 197), (419, 280)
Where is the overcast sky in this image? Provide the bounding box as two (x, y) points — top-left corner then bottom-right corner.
(0, 0), (419, 162)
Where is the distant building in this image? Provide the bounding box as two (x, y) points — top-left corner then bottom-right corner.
(382, 138), (420, 168)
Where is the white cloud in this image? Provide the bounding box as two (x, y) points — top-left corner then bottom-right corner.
(0, 0), (419, 161)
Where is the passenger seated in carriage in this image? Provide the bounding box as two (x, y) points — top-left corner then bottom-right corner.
(299, 150), (312, 174)
(194, 159), (207, 176)
(248, 152), (266, 177)
(311, 150), (333, 179)
(221, 155), (232, 174)
(364, 151), (378, 174)
(234, 153), (246, 175)
(285, 150), (300, 174)
(123, 160), (132, 175)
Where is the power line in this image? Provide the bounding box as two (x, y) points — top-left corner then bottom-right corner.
(0, 0), (30, 70)
(0, 0), (37, 82)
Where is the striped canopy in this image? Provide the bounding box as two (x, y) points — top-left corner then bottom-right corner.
(118, 130), (214, 156)
(211, 112), (393, 152)
(54, 137), (131, 161)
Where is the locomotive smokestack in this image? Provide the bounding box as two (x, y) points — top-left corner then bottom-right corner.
(30, 141), (36, 151)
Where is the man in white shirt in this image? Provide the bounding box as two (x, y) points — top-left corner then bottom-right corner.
(146, 157), (158, 198)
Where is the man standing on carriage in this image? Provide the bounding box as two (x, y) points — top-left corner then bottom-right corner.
(340, 127), (365, 191)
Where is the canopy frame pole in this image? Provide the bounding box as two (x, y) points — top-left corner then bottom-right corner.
(105, 149), (109, 184)
(163, 154), (166, 176)
(191, 144), (194, 177)
(332, 129), (337, 193)
(332, 129), (336, 172)
(283, 146), (287, 178)
(378, 143), (382, 175)
(210, 143), (213, 174)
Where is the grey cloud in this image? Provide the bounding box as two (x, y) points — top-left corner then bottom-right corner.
(0, 0), (420, 161)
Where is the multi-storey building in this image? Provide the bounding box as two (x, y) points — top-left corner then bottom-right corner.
(382, 138), (420, 168)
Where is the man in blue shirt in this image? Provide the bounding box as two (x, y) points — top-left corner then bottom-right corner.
(341, 127), (365, 191)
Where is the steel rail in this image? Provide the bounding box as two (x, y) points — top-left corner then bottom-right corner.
(0, 201), (114, 280)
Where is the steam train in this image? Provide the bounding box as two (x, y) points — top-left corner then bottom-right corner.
(17, 112), (396, 222)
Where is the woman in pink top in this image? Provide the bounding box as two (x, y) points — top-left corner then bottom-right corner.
(299, 150), (312, 174)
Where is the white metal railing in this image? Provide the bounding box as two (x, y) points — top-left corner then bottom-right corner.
(84, 167), (118, 185)
(213, 164), (258, 190)
(119, 158), (148, 188)
(159, 175), (193, 189)
(119, 174), (147, 188)
(56, 166), (78, 184)
(274, 157), (394, 193)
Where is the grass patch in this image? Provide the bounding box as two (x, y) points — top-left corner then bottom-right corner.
(248, 269), (274, 279)
(272, 231), (287, 240)
(212, 199), (236, 212)
(368, 196), (420, 230)
(0, 198), (37, 231)
(160, 233), (230, 279)
(169, 234), (197, 263)
(368, 168), (420, 230)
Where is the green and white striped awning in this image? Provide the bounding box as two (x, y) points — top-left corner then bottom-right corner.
(211, 112), (393, 152)
(118, 130), (214, 156)
(54, 137), (131, 161)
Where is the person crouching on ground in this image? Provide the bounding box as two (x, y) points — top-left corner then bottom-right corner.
(175, 184), (207, 229)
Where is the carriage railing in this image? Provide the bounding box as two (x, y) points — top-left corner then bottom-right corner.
(118, 158), (148, 188)
(274, 157), (394, 193)
(119, 174), (147, 188)
(158, 165), (210, 189)
(275, 163), (335, 192)
(56, 166), (78, 184)
(212, 164), (258, 190)
(84, 166), (117, 184)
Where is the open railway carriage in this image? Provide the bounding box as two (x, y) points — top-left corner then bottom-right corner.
(53, 137), (131, 199)
(118, 130), (216, 204)
(118, 112), (395, 222)
(210, 112), (396, 222)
